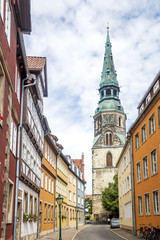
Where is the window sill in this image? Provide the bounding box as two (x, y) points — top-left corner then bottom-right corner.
(143, 176), (149, 181)
(151, 172), (158, 177)
(138, 214), (143, 217)
(153, 212), (160, 216)
(145, 213), (151, 216)
(149, 131), (156, 138)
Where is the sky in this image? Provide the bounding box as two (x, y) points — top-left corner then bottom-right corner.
(24, 0), (160, 194)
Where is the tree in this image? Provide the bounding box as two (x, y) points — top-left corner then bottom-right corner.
(101, 174), (119, 216)
(85, 197), (92, 215)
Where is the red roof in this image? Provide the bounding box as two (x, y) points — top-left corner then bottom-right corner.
(27, 56), (46, 70)
(85, 195), (92, 200)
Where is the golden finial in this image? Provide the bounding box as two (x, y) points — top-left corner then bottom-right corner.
(107, 23), (109, 32)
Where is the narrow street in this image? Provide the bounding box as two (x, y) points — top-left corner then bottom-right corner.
(74, 225), (122, 240)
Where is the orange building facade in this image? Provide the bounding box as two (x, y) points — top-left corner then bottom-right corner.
(40, 134), (58, 235)
(129, 72), (160, 229)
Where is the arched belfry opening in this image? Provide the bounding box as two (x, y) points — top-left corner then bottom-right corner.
(106, 132), (113, 145)
(106, 152), (112, 167)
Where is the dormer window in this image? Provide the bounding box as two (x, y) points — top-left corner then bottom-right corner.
(113, 89), (117, 96)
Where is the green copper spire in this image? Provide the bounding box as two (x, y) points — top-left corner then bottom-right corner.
(100, 26), (118, 88)
(95, 26), (124, 114)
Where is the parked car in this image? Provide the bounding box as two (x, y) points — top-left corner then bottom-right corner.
(86, 220), (93, 224)
(110, 218), (120, 228)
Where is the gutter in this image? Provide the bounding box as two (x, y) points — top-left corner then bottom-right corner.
(13, 75), (36, 240)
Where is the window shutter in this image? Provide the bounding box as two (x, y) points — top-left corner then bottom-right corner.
(10, 117), (13, 151)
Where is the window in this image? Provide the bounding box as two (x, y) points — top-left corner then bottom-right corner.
(145, 193), (150, 215)
(48, 177), (51, 192)
(106, 89), (111, 96)
(51, 180), (54, 194)
(158, 106), (160, 128)
(10, 117), (17, 156)
(7, 179), (14, 222)
(153, 190), (160, 214)
(81, 197), (84, 206)
(143, 156), (149, 179)
(135, 132), (139, 150)
(45, 174), (47, 191)
(78, 195), (80, 204)
(119, 117), (121, 127)
(69, 191), (71, 201)
(5, 0), (11, 45)
(136, 162), (141, 183)
(138, 195), (143, 216)
(0, 0), (4, 21)
(41, 171), (44, 188)
(149, 114), (155, 135)
(124, 201), (132, 219)
(48, 204), (50, 221)
(34, 198), (37, 215)
(78, 181), (80, 189)
(0, 62), (5, 126)
(120, 206), (122, 219)
(127, 176), (130, 192)
(45, 143), (47, 159)
(44, 203), (47, 221)
(151, 149), (157, 175)
(73, 176), (76, 186)
(51, 205), (53, 221)
(73, 193), (76, 203)
(141, 124), (146, 144)
(24, 192), (28, 214)
(29, 195), (33, 213)
(106, 133), (112, 145)
(15, 64), (21, 102)
(69, 173), (72, 183)
(106, 152), (112, 167)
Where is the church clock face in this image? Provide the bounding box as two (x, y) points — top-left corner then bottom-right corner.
(103, 114), (114, 124)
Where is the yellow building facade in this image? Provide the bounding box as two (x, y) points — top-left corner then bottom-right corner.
(116, 139), (133, 232)
(56, 153), (69, 228)
(40, 135), (58, 235)
(67, 167), (77, 227)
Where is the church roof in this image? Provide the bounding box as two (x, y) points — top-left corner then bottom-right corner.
(100, 26), (118, 88)
(95, 27), (124, 114)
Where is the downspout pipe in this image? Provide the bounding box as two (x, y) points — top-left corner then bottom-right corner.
(13, 75), (36, 240)
(130, 136), (136, 235)
(54, 151), (61, 232)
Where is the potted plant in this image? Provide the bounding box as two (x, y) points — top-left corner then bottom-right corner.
(23, 213), (29, 222)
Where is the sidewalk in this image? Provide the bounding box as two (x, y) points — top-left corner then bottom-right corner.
(39, 225), (90, 240)
(111, 228), (138, 240)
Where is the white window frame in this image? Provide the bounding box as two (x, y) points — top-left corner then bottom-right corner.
(7, 179), (14, 223)
(135, 132), (139, 150)
(5, 0), (11, 45)
(136, 161), (141, 183)
(138, 195), (143, 216)
(143, 156), (149, 179)
(48, 177), (51, 192)
(41, 171), (44, 188)
(45, 174), (47, 191)
(0, 0), (4, 21)
(153, 190), (160, 214)
(151, 149), (157, 175)
(144, 193), (151, 215)
(141, 124), (147, 144)
(149, 113), (155, 136)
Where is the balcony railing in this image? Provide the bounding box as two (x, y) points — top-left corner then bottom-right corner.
(20, 158), (41, 190)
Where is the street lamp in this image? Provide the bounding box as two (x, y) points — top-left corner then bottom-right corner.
(56, 194), (63, 240)
(75, 206), (79, 230)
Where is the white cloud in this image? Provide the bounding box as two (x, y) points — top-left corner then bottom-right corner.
(24, 0), (160, 194)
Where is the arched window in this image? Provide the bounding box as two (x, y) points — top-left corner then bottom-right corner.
(106, 132), (113, 145)
(106, 152), (112, 167)
(119, 117), (122, 127)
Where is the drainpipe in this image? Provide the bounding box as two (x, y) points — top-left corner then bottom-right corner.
(13, 75), (36, 240)
(130, 136), (136, 235)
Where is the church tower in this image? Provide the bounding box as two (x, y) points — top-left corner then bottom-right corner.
(92, 27), (126, 222)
